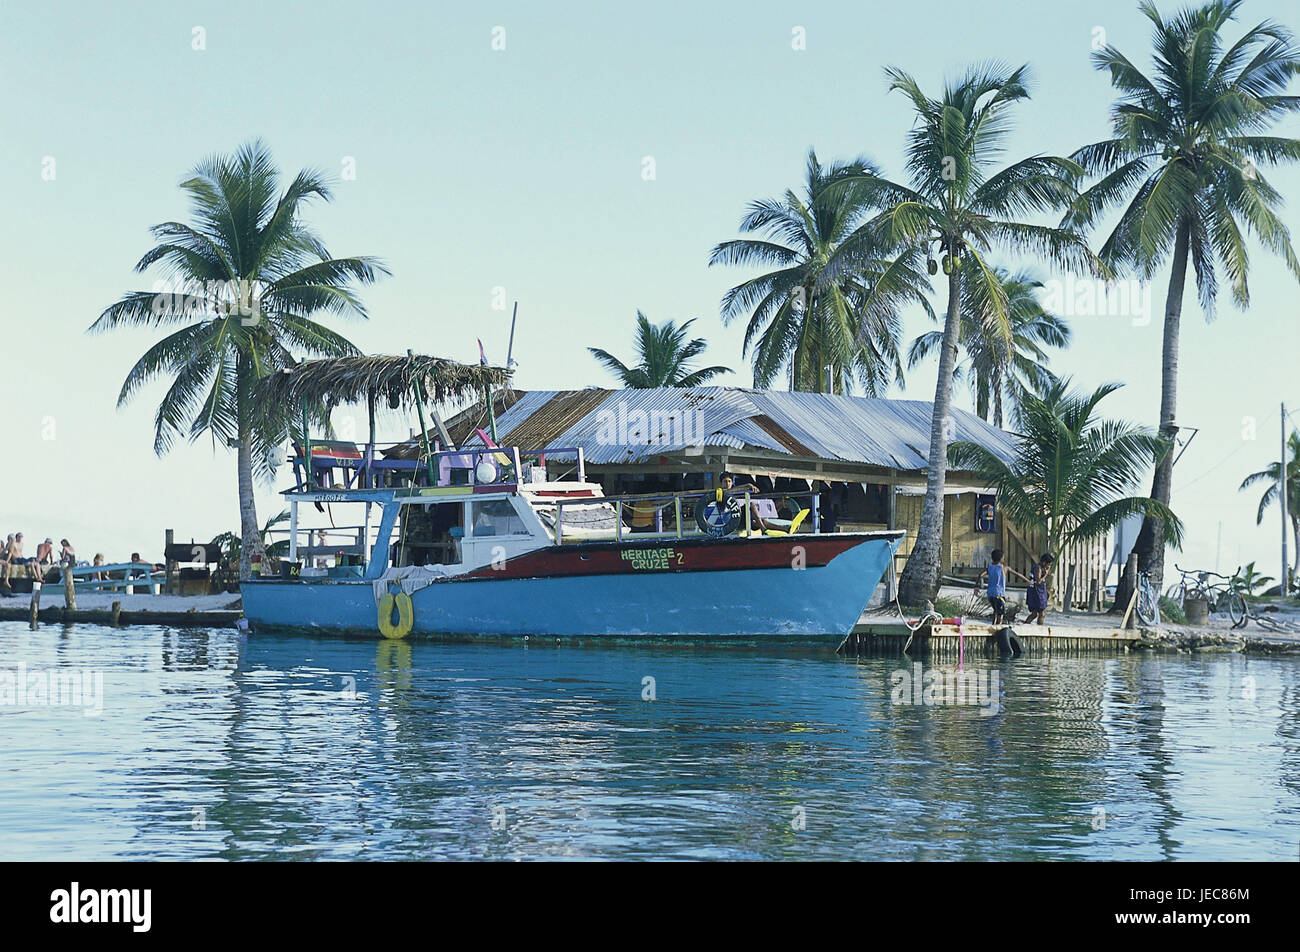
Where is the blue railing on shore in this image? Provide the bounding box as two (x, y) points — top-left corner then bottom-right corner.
(60, 562), (166, 593)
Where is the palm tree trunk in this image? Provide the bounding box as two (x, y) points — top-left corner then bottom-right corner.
(1128, 220), (1189, 596)
(1293, 515), (1299, 589)
(993, 366), (1004, 430)
(235, 365), (265, 580)
(898, 263), (961, 606)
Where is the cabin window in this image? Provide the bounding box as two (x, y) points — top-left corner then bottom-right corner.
(471, 498), (527, 537)
(395, 501), (464, 566)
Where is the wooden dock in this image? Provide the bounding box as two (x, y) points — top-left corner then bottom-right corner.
(843, 618), (1142, 657)
(0, 605), (241, 629)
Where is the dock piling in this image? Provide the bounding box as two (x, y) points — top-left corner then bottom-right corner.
(111, 601), (121, 628)
(63, 566), (76, 611)
(29, 582), (41, 629)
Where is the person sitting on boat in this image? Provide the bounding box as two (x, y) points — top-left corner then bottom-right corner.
(720, 474), (770, 532)
(59, 539), (76, 567)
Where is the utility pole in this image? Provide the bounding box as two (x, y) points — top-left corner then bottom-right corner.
(1282, 402), (1291, 597)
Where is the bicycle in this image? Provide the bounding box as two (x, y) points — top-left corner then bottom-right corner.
(1171, 564), (1247, 628)
(1239, 596), (1300, 634)
(1134, 570), (1161, 626)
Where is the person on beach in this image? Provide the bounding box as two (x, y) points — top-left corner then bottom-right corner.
(1026, 552), (1056, 626)
(978, 548), (1028, 626)
(0, 534), (12, 594)
(2, 532), (25, 591)
(33, 538), (56, 581)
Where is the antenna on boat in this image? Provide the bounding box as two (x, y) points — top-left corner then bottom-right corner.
(506, 301), (519, 373)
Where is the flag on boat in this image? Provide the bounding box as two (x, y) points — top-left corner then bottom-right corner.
(477, 339), (488, 366)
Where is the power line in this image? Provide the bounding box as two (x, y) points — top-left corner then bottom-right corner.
(1177, 410), (1277, 490)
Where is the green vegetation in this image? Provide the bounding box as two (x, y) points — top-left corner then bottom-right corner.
(709, 149), (932, 393)
(1239, 431), (1300, 588)
(949, 379), (1184, 565)
(843, 65), (1101, 607)
(1067, 0), (1300, 590)
(1160, 596), (1187, 624)
(907, 267), (1069, 429)
(588, 311), (731, 388)
(93, 140), (387, 578)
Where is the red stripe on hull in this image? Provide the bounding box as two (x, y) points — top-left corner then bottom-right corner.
(459, 532), (901, 582)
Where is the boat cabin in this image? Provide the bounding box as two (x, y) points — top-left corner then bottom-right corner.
(272, 439), (825, 584)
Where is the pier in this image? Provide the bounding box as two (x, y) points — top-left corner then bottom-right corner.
(842, 618), (1142, 657)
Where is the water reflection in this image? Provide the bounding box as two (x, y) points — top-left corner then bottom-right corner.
(1, 622), (1297, 860)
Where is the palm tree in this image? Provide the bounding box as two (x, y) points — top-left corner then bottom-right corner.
(949, 379), (1184, 591)
(708, 148), (933, 394)
(588, 311), (732, 388)
(908, 267), (1069, 429)
(1239, 430), (1300, 586)
(840, 64), (1101, 605)
(1067, 0), (1300, 591)
(1238, 560), (1275, 597)
(91, 140), (388, 578)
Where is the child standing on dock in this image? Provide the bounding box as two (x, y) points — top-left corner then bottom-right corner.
(979, 549), (1027, 625)
(1026, 553), (1055, 626)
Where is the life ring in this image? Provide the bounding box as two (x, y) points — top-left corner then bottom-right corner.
(695, 489), (741, 537)
(378, 591), (414, 639)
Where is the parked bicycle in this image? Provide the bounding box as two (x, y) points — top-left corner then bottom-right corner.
(1239, 597), (1300, 634)
(1134, 570), (1161, 626)
(1169, 564), (1247, 628)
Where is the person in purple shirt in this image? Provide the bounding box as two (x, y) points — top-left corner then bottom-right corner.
(1026, 553), (1056, 626)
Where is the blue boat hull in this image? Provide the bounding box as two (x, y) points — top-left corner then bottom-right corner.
(242, 533), (902, 639)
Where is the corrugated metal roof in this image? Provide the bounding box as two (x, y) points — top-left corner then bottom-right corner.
(497, 388), (608, 450)
(462, 387), (1018, 473)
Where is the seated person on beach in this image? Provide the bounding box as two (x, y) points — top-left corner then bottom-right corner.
(1026, 553), (1055, 626)
(720, 474), (769, 531)
(978, 548), (1028, 626)
(33, 538), (56, 579)
(2, 532), (28, 590)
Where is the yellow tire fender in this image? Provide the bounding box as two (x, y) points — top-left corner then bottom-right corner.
(378, 591), (414, 639)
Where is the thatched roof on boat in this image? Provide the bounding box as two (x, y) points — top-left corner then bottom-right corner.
(258, 354), (511, 411)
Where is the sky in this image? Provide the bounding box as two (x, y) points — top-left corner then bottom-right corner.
(1, 0), (1297, 581)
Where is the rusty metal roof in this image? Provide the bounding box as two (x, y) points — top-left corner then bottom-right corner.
(463, 387), (1018, 472)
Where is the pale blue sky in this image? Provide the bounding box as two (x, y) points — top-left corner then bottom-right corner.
(2, 0), (1297, 579)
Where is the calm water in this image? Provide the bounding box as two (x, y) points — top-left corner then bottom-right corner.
(1, 621), (1298, 860)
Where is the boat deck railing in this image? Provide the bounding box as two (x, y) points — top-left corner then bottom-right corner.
(546, 488), (824, 544)
(286, 440), (587, 494)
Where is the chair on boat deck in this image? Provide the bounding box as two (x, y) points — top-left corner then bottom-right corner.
(625, 501), (668, 533)
(292, 440), (364, 489)
(736, 499), (810, 537)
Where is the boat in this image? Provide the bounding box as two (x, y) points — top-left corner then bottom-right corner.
(240, 355), (904, 641)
